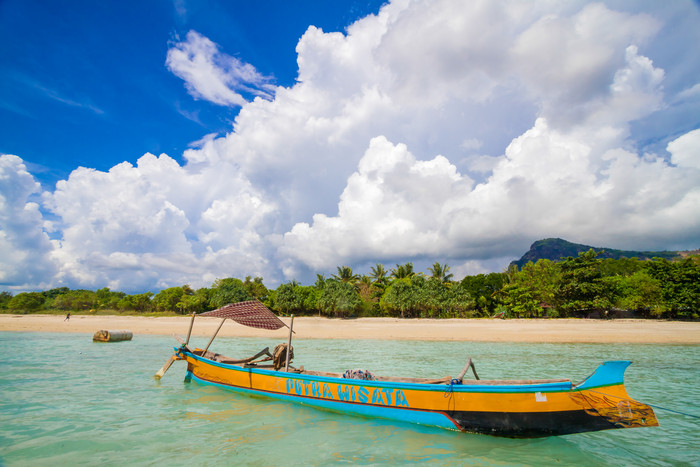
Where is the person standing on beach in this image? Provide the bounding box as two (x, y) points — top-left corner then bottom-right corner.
(65, 312), (70, 321)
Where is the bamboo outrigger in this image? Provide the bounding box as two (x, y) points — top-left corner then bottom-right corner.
(155, 300), (658, 437)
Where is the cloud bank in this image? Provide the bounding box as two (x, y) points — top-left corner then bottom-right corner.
(2, 0), (699, 292)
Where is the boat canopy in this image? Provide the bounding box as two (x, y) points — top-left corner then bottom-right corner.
(199, 300), (288, 330)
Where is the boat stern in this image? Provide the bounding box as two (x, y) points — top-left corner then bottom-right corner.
(570, 361), (659, 429)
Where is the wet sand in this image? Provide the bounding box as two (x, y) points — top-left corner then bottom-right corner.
(1, 314), (699, 343)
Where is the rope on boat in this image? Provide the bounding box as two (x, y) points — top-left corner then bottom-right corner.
(585, 388), (700, 420)
(444, 379), (463, 397)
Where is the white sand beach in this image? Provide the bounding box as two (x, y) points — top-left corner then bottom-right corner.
(1, 314), (699, 343)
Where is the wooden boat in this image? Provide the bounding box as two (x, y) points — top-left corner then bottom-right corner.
(155, 300), (659, 437)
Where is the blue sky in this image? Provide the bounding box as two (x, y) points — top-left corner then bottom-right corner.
(1, 0), (699, 293)
(0, 0), (386, 185)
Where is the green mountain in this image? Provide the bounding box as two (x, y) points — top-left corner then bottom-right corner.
(511, 238), (680, 269)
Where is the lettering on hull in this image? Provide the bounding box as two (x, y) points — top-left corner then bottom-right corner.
(285, 379), (409, 408)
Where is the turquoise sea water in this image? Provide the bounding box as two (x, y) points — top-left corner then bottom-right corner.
(0, 331), (698, 466)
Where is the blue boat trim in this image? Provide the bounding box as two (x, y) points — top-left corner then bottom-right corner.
(574, 360), (631, 390)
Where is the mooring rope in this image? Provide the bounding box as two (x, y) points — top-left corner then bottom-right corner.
(584, 388), (700, 420)
(645, 403), (700, 419)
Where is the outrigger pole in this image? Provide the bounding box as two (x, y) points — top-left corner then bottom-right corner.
(155, 355), (177, 379)
(155, 312), (196, 379)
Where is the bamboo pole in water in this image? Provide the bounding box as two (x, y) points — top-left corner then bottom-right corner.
(154, 355), (177, 379)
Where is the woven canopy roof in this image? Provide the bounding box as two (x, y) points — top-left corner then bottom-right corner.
(199, 300), (287, 330)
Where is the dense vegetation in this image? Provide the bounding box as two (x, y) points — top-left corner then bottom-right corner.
(2, 251), (699, 319)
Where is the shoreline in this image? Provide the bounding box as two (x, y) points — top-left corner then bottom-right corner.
(1, 314), (699, 344)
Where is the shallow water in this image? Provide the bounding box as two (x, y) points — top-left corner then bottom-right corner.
(0, 332), (698, 466)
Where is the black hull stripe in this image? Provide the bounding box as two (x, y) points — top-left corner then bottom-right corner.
(448, 409), (617, 437)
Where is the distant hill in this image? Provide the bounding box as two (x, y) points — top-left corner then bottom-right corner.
(511, 238), (681, 269)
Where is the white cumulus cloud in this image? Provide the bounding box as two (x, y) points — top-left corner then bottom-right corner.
(280, 116), (700, 274)
(281, 136), (473, 270)
(2, 0), (699, 292)
(166, 30), (276, 107)
(0, 155), (58, 289)
(43, 152), (277, 291)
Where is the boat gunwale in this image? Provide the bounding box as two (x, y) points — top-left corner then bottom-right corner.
(183, 350), (577, 393)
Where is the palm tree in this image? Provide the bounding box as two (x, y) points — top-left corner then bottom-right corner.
(391, 262), (415, 280)
(332, 266), (360, 284)
(428, 262), (453, 283)
(369, 263), (388, 285)
(314, 274), (326, 289)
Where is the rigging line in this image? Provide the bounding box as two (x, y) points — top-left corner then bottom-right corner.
(583, 389), (700, 420)
(645, 403), (700, 420)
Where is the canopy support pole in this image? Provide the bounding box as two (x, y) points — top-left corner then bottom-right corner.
(285, 315), (294, 372)
(202, 318), (226, 356)
(184, 312), (196, 346)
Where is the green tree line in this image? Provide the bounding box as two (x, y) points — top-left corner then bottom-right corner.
(2, 252), (699, 319)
